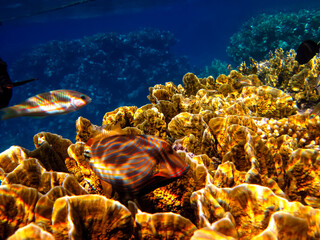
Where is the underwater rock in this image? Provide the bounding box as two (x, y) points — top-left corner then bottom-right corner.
(2, 158), (87, 197)
(168, 112), (205, 140)
(75, 116), (96, 142)
(35, 186), (73, 231)
(148, 81), (184, 104)
(51, 195), (134, 240)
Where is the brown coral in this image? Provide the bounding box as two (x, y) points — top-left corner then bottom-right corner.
(135, 211), (197, 239)
(0, 146), (27, 173)
(7, 223), (54, 240)
(102, 106), (137, 128)
(67, 142), (110, 196)
(29, 133), (70, 172)
(1, 47), (320, 239)
(51, 195), (134, 240)
(133, 104), (167, 137)
(191, 183), (320, 239)
(0, 184), (42, 239)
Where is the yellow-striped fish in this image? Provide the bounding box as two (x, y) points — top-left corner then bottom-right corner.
(0, 89), (91, 120)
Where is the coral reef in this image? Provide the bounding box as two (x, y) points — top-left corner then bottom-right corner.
(237, 48), (320, 107)
(51, 195), (134, 240)
(199, 58), (230, 78)
(1, 49), (320, 239)
(11, 28), (192, 113)
(1, 28), (193, 153)
(7, 223), (54, 240)
(227, 9), (320, 63)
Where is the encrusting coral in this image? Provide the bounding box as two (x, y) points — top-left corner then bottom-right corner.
(51, 195), (134, 240)
(1, 48), (320, 239)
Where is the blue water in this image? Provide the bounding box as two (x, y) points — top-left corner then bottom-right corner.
(0, 0), (319, 152)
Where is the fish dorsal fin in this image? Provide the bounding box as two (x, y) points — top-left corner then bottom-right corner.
(86, 123), (125, 147)
(105, 123), (124, 136)
(12, 78), (37, 87)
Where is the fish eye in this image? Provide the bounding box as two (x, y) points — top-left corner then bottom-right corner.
(80, 95), (86, 100)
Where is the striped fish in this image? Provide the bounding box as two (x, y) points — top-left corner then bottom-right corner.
(86, 134), (189, 196)
(1, 89), (91, 120)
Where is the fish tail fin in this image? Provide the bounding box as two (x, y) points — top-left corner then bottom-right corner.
(12, 78), (37, 87)
(1, 108), (18, 120)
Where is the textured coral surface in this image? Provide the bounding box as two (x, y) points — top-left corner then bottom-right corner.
(227, 9), (320, 63)
(1, 51), (320, 239)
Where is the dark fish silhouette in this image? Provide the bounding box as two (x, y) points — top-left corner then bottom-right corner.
(0, 58), (36, 109)
(295, 40), (320, 65)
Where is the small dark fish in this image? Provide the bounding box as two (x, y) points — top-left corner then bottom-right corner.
(86, 133), (189, 196)
(0, 89), (91, 120)
(0, 58), (36, 108)
(295, 40), (320, 65)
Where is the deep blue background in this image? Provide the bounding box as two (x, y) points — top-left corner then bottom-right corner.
(0, 0), (319, 152)
(2, 0), (318, 67)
